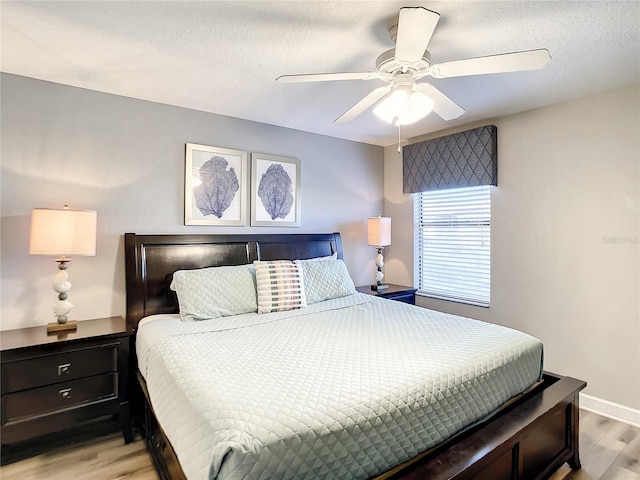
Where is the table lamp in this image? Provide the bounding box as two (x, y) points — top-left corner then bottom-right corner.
(29, 203), (97, 333)
(368, 215), (391, 291)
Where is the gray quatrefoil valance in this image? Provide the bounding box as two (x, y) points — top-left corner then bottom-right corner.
(403, 125), (498, 194)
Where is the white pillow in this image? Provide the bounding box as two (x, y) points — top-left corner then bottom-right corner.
(253, 260), (307, 314)
(170, 264), (257, 321)
(295, 258), (356, 304)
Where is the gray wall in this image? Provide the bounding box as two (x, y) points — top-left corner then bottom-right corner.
(1, 73), (384, 330)
(384, 84), (640, 414)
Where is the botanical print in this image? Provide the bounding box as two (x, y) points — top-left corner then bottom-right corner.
(194, 155), (239, 218)
(251, 154), (300, 227)
(257, 163), (294, 220)
(185, 144), (247, 226)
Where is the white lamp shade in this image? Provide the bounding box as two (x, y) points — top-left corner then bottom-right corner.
(368, 216), (391, 247)
(29, 207), (97, 256)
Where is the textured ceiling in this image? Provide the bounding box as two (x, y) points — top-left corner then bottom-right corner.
(2, 1), (639, 147)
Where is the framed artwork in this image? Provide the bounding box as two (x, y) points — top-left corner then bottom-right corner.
(184, 143), (248, 226)
(250, 153), (301, 227)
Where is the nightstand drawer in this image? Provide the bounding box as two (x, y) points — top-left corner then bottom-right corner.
(2, 344), (118, 393)
(3, 373), (118, 423)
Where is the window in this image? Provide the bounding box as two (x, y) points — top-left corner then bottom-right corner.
(414, 185), (491, 306)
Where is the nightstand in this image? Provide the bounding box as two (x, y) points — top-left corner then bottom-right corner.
(356, 284), (418, 305)
(1, 316), (133, 459)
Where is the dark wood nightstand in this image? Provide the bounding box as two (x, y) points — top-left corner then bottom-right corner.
(1, 316), (133, 460)
(356, 284), (418, 305)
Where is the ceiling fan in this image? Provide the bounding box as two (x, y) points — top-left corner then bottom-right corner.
(276, 7), (551, 125)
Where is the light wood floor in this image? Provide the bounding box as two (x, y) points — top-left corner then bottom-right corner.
(1, 409), (638, 480)
(550, 410), (640, 480)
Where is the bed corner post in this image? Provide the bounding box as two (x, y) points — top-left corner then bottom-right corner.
(568, 391), (582, 470)
(124, 233), (142, 330)
(333, 232), (344, 259)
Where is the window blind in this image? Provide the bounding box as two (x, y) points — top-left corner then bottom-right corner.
(414, 185), (491, 306)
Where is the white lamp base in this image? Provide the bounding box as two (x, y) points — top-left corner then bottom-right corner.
(371, 247), (389, 291)
(53, 258), (74, 313)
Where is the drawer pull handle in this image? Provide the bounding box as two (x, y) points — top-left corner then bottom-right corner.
(58, 363), (71, 376)
(59, 388), (71, 400)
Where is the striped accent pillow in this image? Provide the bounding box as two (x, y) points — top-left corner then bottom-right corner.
(254, 260), (307, 314)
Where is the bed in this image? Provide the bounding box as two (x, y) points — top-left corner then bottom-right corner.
(124, 232), (586, 480)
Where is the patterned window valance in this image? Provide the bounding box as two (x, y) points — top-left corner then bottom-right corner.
(403, 125), (498, 194)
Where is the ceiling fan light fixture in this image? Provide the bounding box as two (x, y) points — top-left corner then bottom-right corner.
(374, 89), (408, 123)
(409, 91), (434, 114)
(372, 105), (395, 124)
(374, 88), (434, 125)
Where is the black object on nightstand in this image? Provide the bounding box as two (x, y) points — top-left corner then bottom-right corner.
(356, 284), (417, 305)
(1, 316), (133, 462)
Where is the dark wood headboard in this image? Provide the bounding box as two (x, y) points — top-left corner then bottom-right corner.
(124, 232), (343, 329)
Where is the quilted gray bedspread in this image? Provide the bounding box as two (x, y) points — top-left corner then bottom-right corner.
(137, 293), (543, 480)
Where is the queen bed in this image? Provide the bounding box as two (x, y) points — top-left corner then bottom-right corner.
(124, 232), (586, 480)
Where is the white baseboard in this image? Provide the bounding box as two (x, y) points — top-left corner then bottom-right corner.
(580, 393), (640, 427)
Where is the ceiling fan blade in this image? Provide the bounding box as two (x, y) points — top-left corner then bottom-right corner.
(276, 72), (383, 83)
(335, 86), (392, 123)
(394, 7), (440, 64)
(416, 83), (465, 120)
(429, 48), (551, 79)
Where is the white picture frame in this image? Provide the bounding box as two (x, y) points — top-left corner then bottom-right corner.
(250, 153), (301, 227)
(184, 143), (248, 226)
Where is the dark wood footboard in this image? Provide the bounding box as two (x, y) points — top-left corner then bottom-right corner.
(384, 372), (585, 480)
(135, 370), (585, 480)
